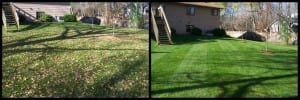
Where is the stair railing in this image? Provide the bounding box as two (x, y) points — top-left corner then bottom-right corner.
(2, 9), (7, 31)
(158, 5), (173, 44)
(9, 2), (19, 30)
(12, 3), (37, 21)
(151, 8), (160, 44)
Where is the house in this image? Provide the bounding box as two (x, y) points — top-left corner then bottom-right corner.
(269, 12), (298, 44)
(151, 2), (224, 45)
(12, 2), (71, 22)
(151, 2), (225, 35)
(270, 12), (298, 33)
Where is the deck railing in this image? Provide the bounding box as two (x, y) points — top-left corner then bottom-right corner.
(2, 9), (7, 30)
(158, 5), (173, 44)
(12, 3), (37, 21)
(151, 8), (160, 44)
(9, 2), (19, 30)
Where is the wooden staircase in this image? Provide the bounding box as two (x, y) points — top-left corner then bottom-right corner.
(155, 16), (170, 44)
(2, 2), (20, 31)
(151, 6), (173, 45)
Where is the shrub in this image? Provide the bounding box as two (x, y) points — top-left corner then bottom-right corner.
(211, 28), (227, 37)
(191, 27), (202, 36)
(63, 14), (77, 22)
(38, 13), (55, 22)
(171, 27), (176, 35)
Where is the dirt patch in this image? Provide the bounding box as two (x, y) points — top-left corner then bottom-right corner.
(260, 50), (273, 55)
(81, 33), (127, 41)
(82, 32), (141, 42)
(97, 35), (122, 41)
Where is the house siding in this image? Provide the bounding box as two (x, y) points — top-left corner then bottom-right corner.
(152, 3), (221, 34)
(13, 2), (71, 21)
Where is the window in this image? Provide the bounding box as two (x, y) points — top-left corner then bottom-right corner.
(186, 25), (194, 32)
(187, 7), (195, 16)
(36, 11), (45, 19)
(55, 16), (59, 21)
(56, 16), (63, 22)
(211, 9), (219, 16)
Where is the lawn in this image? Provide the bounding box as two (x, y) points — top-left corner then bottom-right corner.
(151, 35), (297, 98)
(2, 22), (149, 97)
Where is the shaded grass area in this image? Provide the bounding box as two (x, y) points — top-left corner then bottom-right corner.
(151, 35), (297, 97)
(2, 22), (149, 97)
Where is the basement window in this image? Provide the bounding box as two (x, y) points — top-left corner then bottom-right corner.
(186, 25), (194, 32)
(187, 7), (195, 16)
(36, 11), (45, 19)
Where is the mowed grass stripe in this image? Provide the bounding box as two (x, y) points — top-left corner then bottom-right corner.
(188, 41), (210, 75)
(230, 39), (297, 76)
(166, 40), (207, 85)
(220, 39), (272, 76)
(151, 36), (297, 97)
(151, 42), (194, 72)
(151, 43), (178, 65)
(151, 43), (194, 94)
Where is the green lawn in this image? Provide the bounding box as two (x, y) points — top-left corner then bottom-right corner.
(151, 35), (297, 98)
(2, 22), (149, 97)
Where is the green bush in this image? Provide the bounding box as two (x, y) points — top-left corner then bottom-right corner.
(63, 14), (77, 22)
(211, 28), (227, 37)
(191, 27), (202, 36)
(171, 27), (176, 35)
(38, 13), (55, 22)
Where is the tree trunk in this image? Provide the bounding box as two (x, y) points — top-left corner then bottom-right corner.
(250, 3), (256, 32)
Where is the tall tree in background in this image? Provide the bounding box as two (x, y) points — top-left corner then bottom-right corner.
(278, 3), (293, 45)
(128, 3), (143, 29)
(220, 2), (240, 31)
(220, 2), (297, 45)
(262, 3), (277, 52)
(248, 2), (259, 32)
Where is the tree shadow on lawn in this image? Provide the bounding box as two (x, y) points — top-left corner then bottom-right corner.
(2, 24), (113, 49)
(3, 23), (145, 50)
(3, 23), (149, 58)
(3, 34), (59, 46)
(151, 34), (214, 45)
(7, 22), (52, 32)
(113, 29), (147, 34)
(20, 51), (148, 97)
(153, 71), (261, 85)
(3, 43), (148, 97)
(151, 51), (171, 54)
(3, 23), (55, 45)
(88, 53), (148, 97)
(151, 50), (297, 97)
(152, 73), (297, 97)
(171, 35), (233, 45)
(3, 42), (147, 59)
(171, 33), (268, 45)
(3, 23), (149, 97)
(206, 51), (297, 70)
